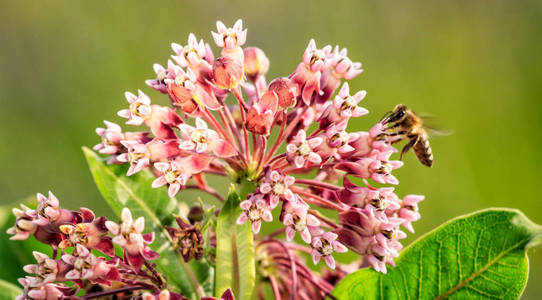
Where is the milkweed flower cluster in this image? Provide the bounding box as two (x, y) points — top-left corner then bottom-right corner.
(7, 193), (183, 299)
(8, 19), (426, 299)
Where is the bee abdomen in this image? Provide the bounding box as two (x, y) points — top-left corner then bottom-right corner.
(413, 137), (433, 167)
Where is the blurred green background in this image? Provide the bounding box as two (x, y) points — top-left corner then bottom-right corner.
(1, 0), (541, 298)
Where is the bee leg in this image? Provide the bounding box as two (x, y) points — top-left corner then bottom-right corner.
(400, 137), (419, 160)
(388, 131), (408, 144)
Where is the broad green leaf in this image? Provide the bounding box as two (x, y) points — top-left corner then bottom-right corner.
(0, 279), (23, 300)
(215, 185), (255, 300)
(83, 147), (213, 298)
(0, 201), (52, 285)
(333, 208), (542, 300)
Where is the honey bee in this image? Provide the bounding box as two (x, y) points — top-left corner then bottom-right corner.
(378, 104), (434, 167)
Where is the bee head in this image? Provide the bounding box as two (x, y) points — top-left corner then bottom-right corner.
(382, 104), (407, 124)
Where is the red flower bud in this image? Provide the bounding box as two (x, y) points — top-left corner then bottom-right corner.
(246, 91), (278, 135)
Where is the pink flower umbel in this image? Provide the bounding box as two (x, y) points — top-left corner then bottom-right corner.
(152, 156), (211, 197)
(237, 194), (273, 234)
(105, 208), (158, 270)
(318, 82), (368, 129)
(282, 199), (320, 243)
(23, 251), (61, 284)
(178, 118), (236, 157)
(259, 169), (296, 208)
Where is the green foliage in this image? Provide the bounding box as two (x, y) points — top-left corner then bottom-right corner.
(332, 208), (542, 300)
(0, 279), (23, 300)
(214, 185), (255, 300)
(83, 147), (213, 298)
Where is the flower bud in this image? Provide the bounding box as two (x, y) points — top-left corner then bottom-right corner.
(243, 47), (269, 81)
(246, 91), (278, 135)
(268, 77), (297, 109)
(212, 57), (243, 89)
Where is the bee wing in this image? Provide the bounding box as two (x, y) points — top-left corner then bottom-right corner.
(424, 125), (454, 137)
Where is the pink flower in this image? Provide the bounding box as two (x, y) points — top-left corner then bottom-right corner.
(117, 90), (152, 126)
(166, 66), (220, 113)
(212, 19), (247, 61)
(16, 279), (76, 300)
(286, 129), (323, 168)
(145, 60), (176, 94)
(337, 178), (400, 211)
(246, 91), (278, 135)
(310, 232), (347, 269)
(58, 216), (115, 257)
(259, 169), (296, 208)
(318, 82), (367, 129)
(313, 120), (359, 163)
(143, 290), (189, 300)
(336, 150), (403, 185)
(171, 33), (209, 68)
(152, 156), (212, 197)
(105, 208), (158, 270)
(28, 192), (60, 226)
(282, 199), (320, 244)
(61, 244), (119, 286)
(117, 141), (150, 176)
(399, 194), (424, 232)
(179, 118), (236, 157)
(237, 193), (273, 234)
(6, 204), (37, 240)
(317, 46), (363, 103)
(93, 121), (124, 155)
(23, 252), (60, 284)
(290, 39), (332, 104)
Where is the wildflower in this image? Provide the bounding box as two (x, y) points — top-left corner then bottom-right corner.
(178, 118), (236, 157)
(290, 39), (332, 104)
(399, 194), (424, 232)
(237, 193), (273, 234)
(166, 66), (221, 113)
(259, 169), (295, 208)
(58, 216), (115, 256)
(318, 82), (367, 129)
(286, 129), (323, 168)
(336, 150), (403, 185)
(23, 252), (64, 284)
(311, 232), (347, 269)
(16, 279), (77, 300)
(281, 199), (320, 243)
(171, 33), (209, 68)
(143, 290), (189, 300)
(105, 208), (158, 270)
(211, 19), (247, 62)
(146, 60), (176, 94)
(317, 46), (363, 103)
(6, 204), (37, 240)
(61, 244), (120, 285)
(118, 90), (152, 126)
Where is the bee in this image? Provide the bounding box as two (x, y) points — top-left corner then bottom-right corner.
(378, 104), (434, 167)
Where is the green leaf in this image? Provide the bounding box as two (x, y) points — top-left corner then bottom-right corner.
(333, 208), (542, 300)
(0, 200), (52, 285)
(83, 147), (212, 298)
(214, 185), (255, 300)
(0, 279), (23, 300)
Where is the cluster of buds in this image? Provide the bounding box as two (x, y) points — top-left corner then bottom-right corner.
(7, 193), (186, 299)
(93, 19), (424, 277)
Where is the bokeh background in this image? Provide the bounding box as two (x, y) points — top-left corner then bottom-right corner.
(1, 0), (542, 298)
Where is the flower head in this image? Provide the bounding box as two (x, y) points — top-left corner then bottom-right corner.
(237, 193), (273, 234)
(259, 169), (295, 208)
(105, 208), (158, 270)
(286, 130), (323, 168)
(310, 232), (347, 269)
(117, 90), (152, 126)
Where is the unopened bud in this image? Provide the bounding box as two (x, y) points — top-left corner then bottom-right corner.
(243, 47), (269, 81)
(212, 57), (243, 89)
(269, 77), (298, 109)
